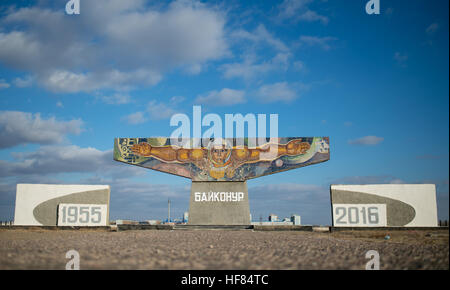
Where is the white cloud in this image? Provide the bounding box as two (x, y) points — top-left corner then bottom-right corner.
(426, 23), (439, 35)
(184, 63), (203, 75)
(123, 111), (147, 125)
(221, 53), (290, 80)
(0, 144), (144, 179)
(0, 0), (228, 93)
(13, 75), (33, 88)
(0, 146), (109, 177)
(56, 101), (64, 108)
(147, 100), (179, 120)
(0, 111), (83, 149)
(330, 175), (406, 185)
(344, 121), (353, 127)
(169, 96), (186, 105)
(297, 9), (329, 24)
(122, 96), (186, 125)
(298, 36), (337, 51)
(255, 82), (298, 103)
(231, 24), (289, 52)
(195, 88), (246, 106)
(0, 79), (10, 89)
(223, 24), (291, 80)
(348, 136), (384, 146)
(293, 61), (305, 71)
(277, 0), (329, 25)
(394, 52), (408, 67)
(40, 69), (162, 93)
(385, 7), (394, 16)
(98, 93), (132, 105)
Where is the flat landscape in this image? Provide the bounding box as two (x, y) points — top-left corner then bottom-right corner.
(0, 228), (448, 270)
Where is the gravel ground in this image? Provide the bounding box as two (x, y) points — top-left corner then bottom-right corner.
(0, 229), (448, 270)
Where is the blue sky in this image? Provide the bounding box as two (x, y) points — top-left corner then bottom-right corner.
(0, 0), (448, 224)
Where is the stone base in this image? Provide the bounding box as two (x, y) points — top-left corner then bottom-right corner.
(188, 181), (250, 225)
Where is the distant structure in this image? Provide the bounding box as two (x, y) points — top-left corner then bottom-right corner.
(252, 213), (301, 226)
(116, 220), (139, 225)
(291, 214), (301, 225)
(0, 221), (14, 226)
(183, 212), (189, 223)
(168, 199), (171, 223)
(268, 214), (278, 222)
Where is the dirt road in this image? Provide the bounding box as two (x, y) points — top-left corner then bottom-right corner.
(0, 229), (447, 270)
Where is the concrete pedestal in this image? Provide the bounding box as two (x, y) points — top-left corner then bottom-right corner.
(188, 181), (250, 225)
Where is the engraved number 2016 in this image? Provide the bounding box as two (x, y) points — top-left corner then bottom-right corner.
(335, 206), (379, 225)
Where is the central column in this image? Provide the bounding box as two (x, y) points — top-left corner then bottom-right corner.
(188, 181), (250, 225)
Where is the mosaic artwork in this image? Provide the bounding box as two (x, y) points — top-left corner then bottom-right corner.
(114, 137), (330, 181)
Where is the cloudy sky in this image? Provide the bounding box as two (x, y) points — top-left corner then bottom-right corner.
(0, 0), (448, 225)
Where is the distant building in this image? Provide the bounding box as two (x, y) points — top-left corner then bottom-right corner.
(183, 212), (189, 223)
(116, 220), (139, 225)
(291, 214), (301, 225)
(252, 221), (293, 226)
(249, 213), (301, 226)
(268, 214), (278, 222)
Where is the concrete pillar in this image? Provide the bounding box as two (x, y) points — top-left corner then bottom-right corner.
(188, 181), (250, 225)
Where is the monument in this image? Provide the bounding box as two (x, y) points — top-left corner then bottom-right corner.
(14, 184), (110, 226)
(330, 184), (438, 227)
(114, 137), (330, 225)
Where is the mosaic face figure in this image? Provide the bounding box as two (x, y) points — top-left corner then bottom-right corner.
(208, 140), (232, 167)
